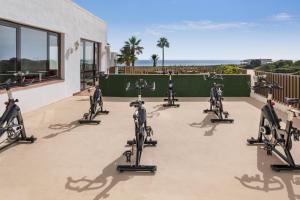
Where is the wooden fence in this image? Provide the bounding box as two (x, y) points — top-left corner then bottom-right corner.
(109, 66), (247, 75)
(255, 71), (300, 108)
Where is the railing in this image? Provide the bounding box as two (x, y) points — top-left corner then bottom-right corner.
(109, 65), (247, 75)
(254, 71), (300, 108)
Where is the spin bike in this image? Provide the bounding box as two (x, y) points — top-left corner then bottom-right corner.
(203, 72), (234, 123)
(78, 72), (109, 124)
(247, 75), (300, 172)
(163, 71), (180, 107)
(117, 79), (157, 173)
(0, 79), (36, 151)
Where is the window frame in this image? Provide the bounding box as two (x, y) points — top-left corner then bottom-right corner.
(0, 19), (61, 81)
(80, 39), (100, 90)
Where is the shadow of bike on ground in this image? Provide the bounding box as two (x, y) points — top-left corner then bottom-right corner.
(147, 104), (174, 119)
(235, 146), (300, 200)
(65, 155), (154, 200)
(189, 113), (219, 136)
(43, 120), (85, 139)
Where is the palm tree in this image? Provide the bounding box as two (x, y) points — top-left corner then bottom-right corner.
(124, 36), (144, 66)
(151, 54), (159, 67)
(117, 46), (132, 66)
(157, 37), (170, 67)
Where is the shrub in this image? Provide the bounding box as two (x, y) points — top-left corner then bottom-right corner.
(219, 65), (242, 74)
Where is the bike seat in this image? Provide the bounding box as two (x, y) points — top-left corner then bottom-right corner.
(285, 98), (300, 105)
(214, 84), (224, 88)
(130, 100), (144, 107)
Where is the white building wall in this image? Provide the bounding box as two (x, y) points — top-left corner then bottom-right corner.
(0, 0), (108, 112)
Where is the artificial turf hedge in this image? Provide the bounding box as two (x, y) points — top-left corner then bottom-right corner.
(99, 74), (251, 97)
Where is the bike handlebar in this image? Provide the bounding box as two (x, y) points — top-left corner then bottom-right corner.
(0, 79), (16, 89)
(252, 75), (283, 90)
(126, 79), (156, 92)
(213, 83), (224, 88)
(252, 82), (283, 90)
(204, 72), (223, 81)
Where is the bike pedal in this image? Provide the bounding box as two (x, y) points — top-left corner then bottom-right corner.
(267, 150), (272, 155)
(277, 138), (285, 143)
(123, 150), (132, 162)
(294, 130), (300, 141)
(146, 126), (153, 135)
(83, 113), (89, 119)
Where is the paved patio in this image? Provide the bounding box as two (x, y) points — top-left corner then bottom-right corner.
(0, 97), (300, 200)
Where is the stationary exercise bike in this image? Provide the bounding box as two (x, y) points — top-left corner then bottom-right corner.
(117, 79), (157, 173)
(78, 72), (109, 124)
(163, 71), (180, 107)
(203, 72), (234, 123)
(247, 75), (300, 172)
(0, 79), (36, 151)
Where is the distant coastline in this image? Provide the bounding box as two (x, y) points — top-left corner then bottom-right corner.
(129, 60), (241, 67)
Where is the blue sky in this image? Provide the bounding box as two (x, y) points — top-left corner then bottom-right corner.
(74, 0), (300, 60)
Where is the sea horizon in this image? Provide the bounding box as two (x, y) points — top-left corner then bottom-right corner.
(131, 60), (241, 67)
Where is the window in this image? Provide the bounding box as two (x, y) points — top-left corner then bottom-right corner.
(80, 40), (99, 90)
(21, 27), (48, 74)
(0, 24), (17, 83)
(0, 20), (61, 85)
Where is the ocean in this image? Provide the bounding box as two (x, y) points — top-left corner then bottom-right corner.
(133, 60), (240, 66)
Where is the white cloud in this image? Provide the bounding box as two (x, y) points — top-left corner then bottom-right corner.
(132, 32), (142, 36)
(145, 20), (256, 36)
(269, 12), (293, 21)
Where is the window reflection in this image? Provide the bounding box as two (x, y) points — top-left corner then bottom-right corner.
(80, 40), (99, 90)
(0, 25), (17, 82)
(21, 27), (47, 75)
(0, 20), (60, 85)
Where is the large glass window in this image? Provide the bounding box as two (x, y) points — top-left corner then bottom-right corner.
(0, 20), (60, 85)
(21, 27), (47, 74)
(80, 40), (99, 90)
(0, 24), (17, 83)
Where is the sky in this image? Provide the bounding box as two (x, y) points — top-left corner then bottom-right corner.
(74, 0), (300, 60)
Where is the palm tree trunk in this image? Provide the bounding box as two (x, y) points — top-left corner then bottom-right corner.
(162, 47), (165, 67)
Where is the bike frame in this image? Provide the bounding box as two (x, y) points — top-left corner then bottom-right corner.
(117, 79), (157, 173)
(248, 80), (300, 171)
(78, 86), (109, 124)
(163, 72), (179, 107)
(204, 73), (233, 123)
(0, 81), (35, 151)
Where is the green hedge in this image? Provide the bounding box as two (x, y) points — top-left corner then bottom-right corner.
(99, 74), (251, 97)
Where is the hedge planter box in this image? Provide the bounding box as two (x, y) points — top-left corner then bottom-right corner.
(99, 74), (251, 97)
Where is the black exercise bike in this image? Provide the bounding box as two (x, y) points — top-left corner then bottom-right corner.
(247, 75), (300, 172)
(79, 73), (109, 124)
(163, 71), (180, 107)
(203, 72), (234, 123)
(0, 79), (36, 151)
(117, 79), (157, 173)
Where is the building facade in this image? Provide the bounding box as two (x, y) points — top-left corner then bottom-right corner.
(0, 0), (109, 112)
(241, 59), (273, 66)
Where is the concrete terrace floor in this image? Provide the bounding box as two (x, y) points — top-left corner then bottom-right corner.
(0, 97), (300, 200)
